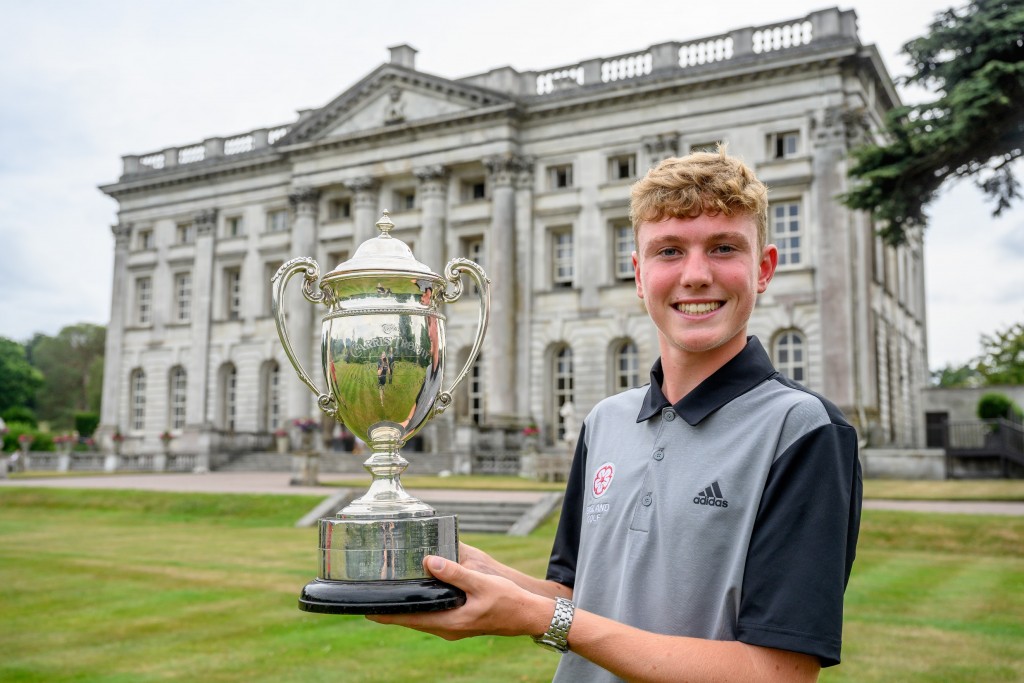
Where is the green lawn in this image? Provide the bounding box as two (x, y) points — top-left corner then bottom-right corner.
(0, 488), (1021, 682)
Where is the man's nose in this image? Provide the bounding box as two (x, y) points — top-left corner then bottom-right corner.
(680, 253), (713, 287)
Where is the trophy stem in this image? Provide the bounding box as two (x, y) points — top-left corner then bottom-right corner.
(339, 426), (435, 519)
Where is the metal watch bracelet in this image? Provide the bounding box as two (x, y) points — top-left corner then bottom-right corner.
(532, 597), (575, 653)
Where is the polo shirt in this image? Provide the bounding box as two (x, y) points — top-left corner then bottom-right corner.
(547, 337), (862, 682)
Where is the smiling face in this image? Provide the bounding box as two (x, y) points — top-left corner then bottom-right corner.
(634, 212), (778, 375)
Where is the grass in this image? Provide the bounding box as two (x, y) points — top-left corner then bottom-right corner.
(0, 487), (1022, 682)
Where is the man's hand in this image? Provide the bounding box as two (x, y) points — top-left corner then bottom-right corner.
(366, 554), (551, 640)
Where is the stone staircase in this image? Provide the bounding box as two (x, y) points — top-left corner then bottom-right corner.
(429, 499), (536, 534)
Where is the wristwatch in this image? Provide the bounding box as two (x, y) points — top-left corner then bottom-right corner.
(532, 597), (575, 653)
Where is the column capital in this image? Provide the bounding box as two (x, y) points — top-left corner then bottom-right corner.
(288, 186), (321, 216)
(344, 176), (380, 207)
(111, 223), (133, 246)
(642, 133), (679, 162)
(193, 209), (218, 236)
(484, 154), (531, 187)
(414, 165), (448, 197)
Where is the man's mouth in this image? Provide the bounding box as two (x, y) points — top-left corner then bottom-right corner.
(674, 301), (722, 315)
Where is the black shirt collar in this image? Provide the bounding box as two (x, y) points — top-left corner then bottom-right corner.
(637, 337), (778, 426)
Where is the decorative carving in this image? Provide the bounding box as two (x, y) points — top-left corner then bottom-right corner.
(384, 86), (406, 125)
(193, 209), (218, 236)
(414, 165), (448, 197)
(289, 186), (321, 216)
(643, 133), (679, 161)
(484, 154), (531, 187)
(111, 223), (133, 246)
(345, 176), (380, 208)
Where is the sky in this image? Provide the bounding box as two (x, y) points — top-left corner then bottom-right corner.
(1, 0), (1021, 372)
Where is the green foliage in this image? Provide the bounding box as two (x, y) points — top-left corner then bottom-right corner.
(0, 337), (43, 415)
(977, 392), (1024, 420)
(931, 361), (981, 387)
(73, 411), (100, 437)
(1, 423), (54, 452)
(2, 405), (38, 427)
(843, 0), (1024, 245)
(26, 323), (105, 428)
(976, 320), (1024, 384)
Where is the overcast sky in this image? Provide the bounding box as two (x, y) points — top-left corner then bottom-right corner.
(1, 0), (1021, 372)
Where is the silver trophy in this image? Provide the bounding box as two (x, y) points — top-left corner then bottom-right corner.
(272, 210), (489, 614)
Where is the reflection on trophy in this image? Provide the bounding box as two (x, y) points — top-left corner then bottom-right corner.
(272, 211), (489, 614)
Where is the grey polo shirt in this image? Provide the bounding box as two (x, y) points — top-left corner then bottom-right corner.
(547, 337), (862, 682)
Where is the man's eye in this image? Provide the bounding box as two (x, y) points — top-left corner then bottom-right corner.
(659, 247), (680, 257)
(713, 245), (736, 254)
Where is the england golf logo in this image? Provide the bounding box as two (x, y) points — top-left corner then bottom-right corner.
(592, 462), (615, 498)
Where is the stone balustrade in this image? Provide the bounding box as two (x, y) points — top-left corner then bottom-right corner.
(119, 7), (855, 178)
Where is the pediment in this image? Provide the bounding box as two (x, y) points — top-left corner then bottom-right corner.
(280, 65), (512, 144)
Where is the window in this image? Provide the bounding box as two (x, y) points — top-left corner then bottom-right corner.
(136, 228), (153, 250)
(135, 276), (152, 325)
(547, 164), (573, 189)
(468, 355), (484, 425)
(130, 368), (146, 431)
(266, 209), (288, 233)
(613, 341), (640, 393)
(769, 131), (800, 159)
(176, 221), (195, 245)
(552, 229), (574, 287)
(168, 366), (187, 431)
(689, 141), (721, 154)
(225, 267), (242, 320)
(612, 220), (635, 281)
(220, 363), (237, 431)
(553, 347), (574, 442)
(393, 188), (416, 212)
(327, 198), (351, 220)
(774, 331), (807, 383)
(173, 272), (191, 323)
(261, 361), (281, 431)
(770, 201), (802, 266)
(461, 236), (484, 293)
(225, 215), (244, 238)
(461, 178), (486, 201)
(608, 154), (636, 181)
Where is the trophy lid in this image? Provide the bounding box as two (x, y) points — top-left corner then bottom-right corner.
(326, 211), (436, 277)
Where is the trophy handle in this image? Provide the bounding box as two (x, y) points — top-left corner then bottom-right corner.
(271, 257), (337, 418)
(435, 258), (490, 415)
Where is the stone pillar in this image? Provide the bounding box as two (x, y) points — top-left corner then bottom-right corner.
(286, 187), (322, 440)
(414, 165), (448, 273)
(346, 177), (380, 246)
(642, 133), (679, 168)
(183, 209), (218, 458)
(812, 107), (855, 411)
(514, 161), (535, 418)
(483, 155), (523, 425)
(98, 223), (133, 441)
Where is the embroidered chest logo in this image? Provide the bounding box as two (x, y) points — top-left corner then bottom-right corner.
(693, 481), (729, 508)
(592, 462), (615, 498)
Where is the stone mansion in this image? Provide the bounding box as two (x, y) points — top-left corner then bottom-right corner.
(98, 7), (928, 461)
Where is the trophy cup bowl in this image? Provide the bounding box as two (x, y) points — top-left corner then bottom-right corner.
(272, 211), (489, 614)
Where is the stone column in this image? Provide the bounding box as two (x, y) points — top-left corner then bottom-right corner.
(346, 177), (380, 246)
(286, 187), (321, 441)
(482, 155), (523, 425)
(413, 165), (448, 273)
(514, 161), (535, 418)
(183, 209), (217, 462)
(98, 223), (132, 442)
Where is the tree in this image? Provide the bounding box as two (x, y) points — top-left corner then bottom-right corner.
(0, 337), (43, 414)
(975, 319), (1024, 384)
(27, 324), (106, 428)
(843, 0), (1024, 245)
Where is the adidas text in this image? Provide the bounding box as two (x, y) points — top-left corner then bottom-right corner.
(692, 495), (728, 508)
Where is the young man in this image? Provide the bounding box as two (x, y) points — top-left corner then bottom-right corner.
(371, 149), (862, 683)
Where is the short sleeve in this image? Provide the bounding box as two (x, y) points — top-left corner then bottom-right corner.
(546, 425), (588, 588)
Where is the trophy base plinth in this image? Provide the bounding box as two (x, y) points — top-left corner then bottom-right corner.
(299, 577), (467, 614)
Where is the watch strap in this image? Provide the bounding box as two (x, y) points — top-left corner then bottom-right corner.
(532, 597), (575, 653)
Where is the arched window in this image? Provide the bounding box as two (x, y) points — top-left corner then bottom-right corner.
(130, 368), (146, 432)
(613, 340), (640, 393)
(219, 363), (238, 431)
(773, 331), (807, 383)
(168, 366), (187, 431)
(260, 361), (281, 432)
(552, 346), (574, 441)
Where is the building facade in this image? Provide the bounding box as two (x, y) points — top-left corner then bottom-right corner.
(98, 7), (929, 460)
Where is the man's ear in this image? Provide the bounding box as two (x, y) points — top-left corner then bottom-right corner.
(757, 244), (778, 293)
(633, 252), (643, 298)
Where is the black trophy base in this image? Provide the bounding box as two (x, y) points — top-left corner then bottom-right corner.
(298, 577), (467, 615)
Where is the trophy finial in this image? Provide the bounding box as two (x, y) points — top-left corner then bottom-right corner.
(376, 210), (394, 237)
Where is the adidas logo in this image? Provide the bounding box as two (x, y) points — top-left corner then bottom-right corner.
(693, 481), (729, 508)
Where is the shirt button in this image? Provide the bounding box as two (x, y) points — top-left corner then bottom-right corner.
(663, 409), (676, 422)
(642, 494), (653, 506)
(653, 449), (664, 461)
